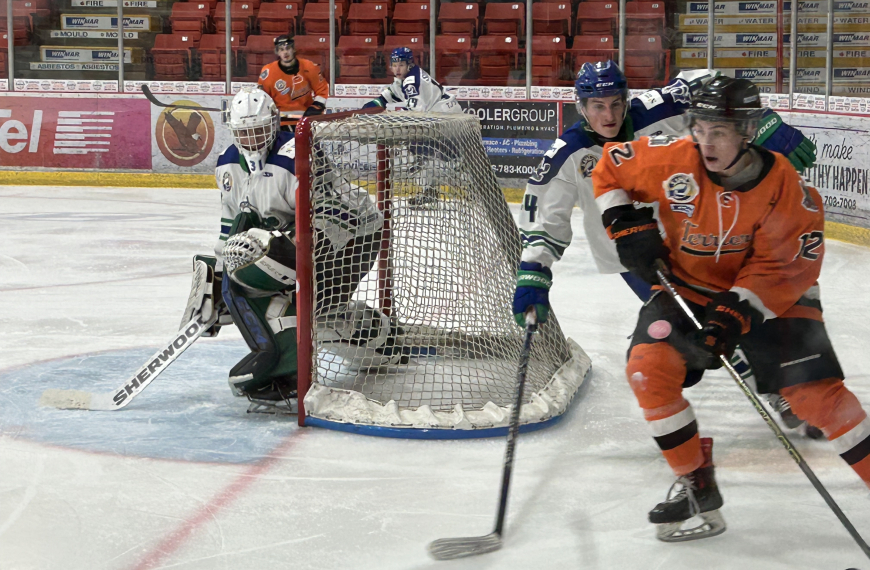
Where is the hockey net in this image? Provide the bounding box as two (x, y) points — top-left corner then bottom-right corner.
(295, 109), (591, 437)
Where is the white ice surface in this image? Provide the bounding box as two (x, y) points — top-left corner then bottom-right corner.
(2, 185), (870, 569)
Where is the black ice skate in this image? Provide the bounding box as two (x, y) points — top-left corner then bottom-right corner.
(245, 374), (298, 415)
(408, 186), (440, 209)
(768, 394), (824, 439)
(649, 437), (726, 542)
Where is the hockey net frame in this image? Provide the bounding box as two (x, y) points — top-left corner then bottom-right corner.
(294, 109), (591, 438)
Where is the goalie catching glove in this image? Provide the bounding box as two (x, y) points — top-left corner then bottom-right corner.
(513, 261), (552, 327)
(607, 206), (670, 285)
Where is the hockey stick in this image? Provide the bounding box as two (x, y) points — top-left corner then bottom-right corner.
(428, 309), (538, 560)
(655, 262), (870, 561)
(141, 85), (305, 122)
(141, 84), (222, 112)
(39, 312), (216, 412)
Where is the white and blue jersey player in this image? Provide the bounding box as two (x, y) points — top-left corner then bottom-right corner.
(363, 47), (461, 113)
(513, 61), (818, 321)
(196, 87), (394, 412)
(511, 62), (821, 436)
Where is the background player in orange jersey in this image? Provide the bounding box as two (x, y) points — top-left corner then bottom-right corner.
(592, 76), (870, 543)
(258, 35), (329, 129)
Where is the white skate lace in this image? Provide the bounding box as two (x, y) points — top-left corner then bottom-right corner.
(667, 475), (701, 518)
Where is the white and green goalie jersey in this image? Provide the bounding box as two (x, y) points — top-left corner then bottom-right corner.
(214, 131), (383, 271)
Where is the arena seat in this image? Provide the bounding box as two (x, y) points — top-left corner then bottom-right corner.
(199, 34), (241, 81)
(392, 3), (430, 36)
(257, 3), (300, 37)
(169, 3), (212, 42)
(242, 33), (279, 78)
(346, 2), (389, 39)
(435, 34), (472, 85)
(151, 34), (197, 80)
(337, 34), (381, 83)
(483, 3), (524, 37)
(438, 2), (479, 36)
(301, 2), (343, 36)
(214, 2), (254, 42)
(575, 1), (616, 37)
(531, 35), (569, 86)
(532, 2), (571, 37)
(570, 34), (616, 68)
(624, 34), (668, 88)
(474, 35), (521, 85)
(625, 1), (665, 35)
(384, 34), (426, 62)
(294, 33), (332, 72)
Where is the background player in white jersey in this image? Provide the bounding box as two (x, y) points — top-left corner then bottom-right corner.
(512, 60), (820, 433)
(364, 47), (463, 207)
(189, 87), (399, 412)
(363, 47), (461, 114)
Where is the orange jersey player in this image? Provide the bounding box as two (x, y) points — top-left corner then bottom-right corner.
(258, 35), (329, 127)
(592, 76), (870, 543)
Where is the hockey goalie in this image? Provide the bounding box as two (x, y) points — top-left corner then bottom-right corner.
(183, 87), (401, 413)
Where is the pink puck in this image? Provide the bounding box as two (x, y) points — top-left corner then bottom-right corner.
(647, 320), (672, 340)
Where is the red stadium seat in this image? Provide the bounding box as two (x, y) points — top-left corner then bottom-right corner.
(483, 3), (524, 37)
(346, 2), (389, 39)
(301, 2), (343, 35)
(624, 34), (668, 88)
(532, 2), (571, 36)
(435, 34), (472, 85)
(198, 34), (241, 81)
(570, 34), (616, 68)
(474, 35), (521, 85)
(576, 2), (617, 37)
(384, 34), (426, 63)
(256, 2), (300, 37)
(294, 33), (332, 72)
(438, 2), (479, 36)
(0, 16), (28, 46)
(214, 2), (254, 40)
(337, 34), (380, 83)
(242, 33), (278, 78)
(625, 1), (665, 35)
(151, 33), (197, 80)
(531, 35), (568, 86)
(188, 0), (217, 10)
(169, 2), (211, 42)
(392, 3), (430, 36)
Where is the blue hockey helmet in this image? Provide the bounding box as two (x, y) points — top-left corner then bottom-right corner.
(574, 60), (628, 102)
(390, 47), (415, 65)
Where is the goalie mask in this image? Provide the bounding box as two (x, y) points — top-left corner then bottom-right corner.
(226, 86), (280, 166)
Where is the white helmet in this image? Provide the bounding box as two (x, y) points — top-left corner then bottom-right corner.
(226, 86), (280, 164)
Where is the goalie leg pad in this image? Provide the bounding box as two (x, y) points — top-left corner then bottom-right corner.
(317, 301), (403, 368)
(222, 278), (297, 395)
(225, 229), (297, 295)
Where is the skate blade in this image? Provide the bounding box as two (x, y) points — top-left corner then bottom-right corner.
(655, 510), (726, 542)
(246, 399), (298, 415)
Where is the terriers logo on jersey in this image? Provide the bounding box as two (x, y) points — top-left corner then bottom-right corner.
(664, 172), (699, 216)
(222, 172), (233, 192)
(275, 79), (290, 95)
(799, 179), (820, 212)
(579, 154), (598, 178)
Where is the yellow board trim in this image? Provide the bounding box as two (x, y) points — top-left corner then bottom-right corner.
(0, 171), (215, 188)
(827, 221), (870, 248)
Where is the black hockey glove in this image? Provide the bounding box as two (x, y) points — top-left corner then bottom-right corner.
(303, 102), (326, 117)
(692, 292), (759, 365)
(609, 206), (670, 285)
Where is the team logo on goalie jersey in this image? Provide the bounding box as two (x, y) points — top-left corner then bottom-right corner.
(579, 154), (598, 178)
(222, 172), (233, 192)
(664, 173), (699, 216)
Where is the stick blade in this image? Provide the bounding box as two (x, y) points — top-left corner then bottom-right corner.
(39, 389), (115, 411)
(427, 532), (502, 560)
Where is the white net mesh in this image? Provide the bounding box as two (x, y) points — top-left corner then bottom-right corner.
(297, 111), (591, 434)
